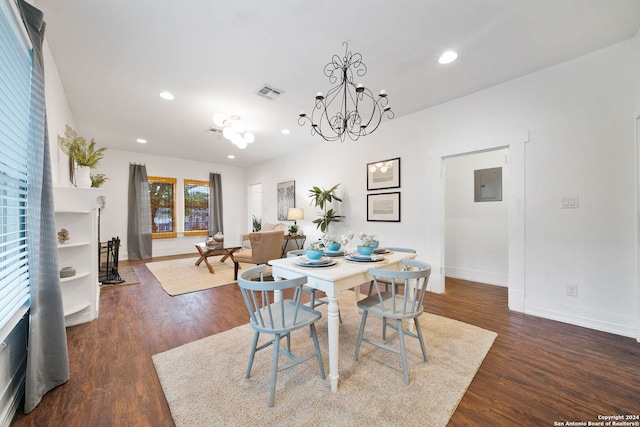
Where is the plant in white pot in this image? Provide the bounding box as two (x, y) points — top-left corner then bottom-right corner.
(308, 183), (344, 236)
(58, 125), (107, 188)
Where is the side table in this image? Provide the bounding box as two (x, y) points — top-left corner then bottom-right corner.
(281, 234), (306, 257)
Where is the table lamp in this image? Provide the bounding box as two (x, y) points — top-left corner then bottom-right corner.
(287, 208), (304, 226)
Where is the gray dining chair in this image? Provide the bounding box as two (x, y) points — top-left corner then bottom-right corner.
(237, 264), (325, 407)
(287, 249), (342, 323)
(367, 247), (417, 295)
(354, 259), (431, 384)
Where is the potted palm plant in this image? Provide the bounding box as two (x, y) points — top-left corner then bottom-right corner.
(252, 215), (262, 232)
(308, 183), (344, 235)
(58, 125), (107, 188)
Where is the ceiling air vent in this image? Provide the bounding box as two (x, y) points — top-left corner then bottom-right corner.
(208, 127), (222, 135)
(256, 85), (284, 100)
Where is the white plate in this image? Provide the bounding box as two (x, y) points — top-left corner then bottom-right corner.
(324, 250), (345, 257)
(295, 257), (336, 267)
(373, 248), (389, 254)
(346, 254), (384, 262)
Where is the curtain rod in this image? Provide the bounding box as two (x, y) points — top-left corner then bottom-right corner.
(130, 162), (146, 166)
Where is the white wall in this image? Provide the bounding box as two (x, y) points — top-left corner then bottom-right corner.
(445, 149), (509, 286)
(247, 38), (639, 338)
(96, 149), (246, 259)
(42, 38), (75, 187)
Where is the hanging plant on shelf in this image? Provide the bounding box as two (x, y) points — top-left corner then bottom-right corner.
(58, 125), (107, 188)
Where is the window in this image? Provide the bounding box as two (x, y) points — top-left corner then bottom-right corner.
(0, 0), (32, 331)
(148, 176), (177, 239)
(184, 179), (209, 236)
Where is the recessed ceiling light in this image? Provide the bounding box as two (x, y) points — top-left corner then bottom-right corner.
(159, 91), (174, 100)
(281, 129), (290, 135)
(228, 155), (235, 159)
(438, 51), (458, 65)
(136, 138), (147, 144)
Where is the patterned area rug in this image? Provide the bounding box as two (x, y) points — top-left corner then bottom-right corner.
(153, 291), (497, 426)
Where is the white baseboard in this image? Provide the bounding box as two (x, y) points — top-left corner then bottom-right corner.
(525, 304), (636, 339)
(445, 266), (507, 287)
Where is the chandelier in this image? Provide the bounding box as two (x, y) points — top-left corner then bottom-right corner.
(213, 114), (255, 149)
(298, 42), (393, 142)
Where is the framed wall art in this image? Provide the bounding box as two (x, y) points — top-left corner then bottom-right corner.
(277, 180), (295, 220)
(367, 157), (400, 190)
(367, 192), (401, 222)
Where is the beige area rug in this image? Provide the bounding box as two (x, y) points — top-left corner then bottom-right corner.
(146, 256), (258, 296)
(153, 291), (497, 426)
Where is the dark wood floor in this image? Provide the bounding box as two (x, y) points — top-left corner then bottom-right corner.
(12, 255), (640, 426)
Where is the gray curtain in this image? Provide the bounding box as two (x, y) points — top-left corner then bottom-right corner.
(209, 172), (223, 235)
(18, 0), (70, 413)
(127, 163), (152, 259)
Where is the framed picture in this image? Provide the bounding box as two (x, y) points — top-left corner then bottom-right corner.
(367, 157), (400, 190)
(277, 180), (295, 221)
(367, 192), (400, 222)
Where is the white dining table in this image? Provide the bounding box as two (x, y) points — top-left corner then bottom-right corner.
(268, 250), (416, 391)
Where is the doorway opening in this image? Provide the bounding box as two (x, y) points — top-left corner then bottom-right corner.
(247, 183), (262, 231)
(443, 148), (509, 289)
(432, 133), (526, 312)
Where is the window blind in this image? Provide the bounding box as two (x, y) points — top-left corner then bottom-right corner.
(0, 0), (32, 331)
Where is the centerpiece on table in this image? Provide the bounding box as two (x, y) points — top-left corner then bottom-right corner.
(324, 236), (342, 252)
(357, 232), (379, 256)
(306, 241), (325, 260)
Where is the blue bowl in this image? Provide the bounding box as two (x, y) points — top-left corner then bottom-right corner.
(357, 245), (374, 256)
(306, 249), (324, 260)
(369, 240), (379, 249)
(327, 242), (341, 251)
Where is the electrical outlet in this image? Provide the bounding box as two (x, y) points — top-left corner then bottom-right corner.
(566, 284), (578, 297)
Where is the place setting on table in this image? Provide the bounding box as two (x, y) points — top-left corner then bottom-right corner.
(292, 232), (391, 268)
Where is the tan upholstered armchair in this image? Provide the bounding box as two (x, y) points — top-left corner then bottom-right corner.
(233, 229), (284, 279)
(241, 222), (286, 249)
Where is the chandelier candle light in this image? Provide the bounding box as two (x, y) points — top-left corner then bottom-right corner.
(213, 114), (255, 149)
(298, 42), (393, 142)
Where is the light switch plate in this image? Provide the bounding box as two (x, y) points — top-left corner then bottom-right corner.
(561, 196), (579, 209)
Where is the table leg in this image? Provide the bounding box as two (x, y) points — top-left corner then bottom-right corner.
(195, 245), (216, 273)
(219, 248), (238, 263)
(195, 246), (207, 266)
(326, 294), (340, 392)
(353, 286), (361, 311)
(203, 257), (216, 274)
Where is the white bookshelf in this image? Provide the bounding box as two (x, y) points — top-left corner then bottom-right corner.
(53, 187), (105, 327)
